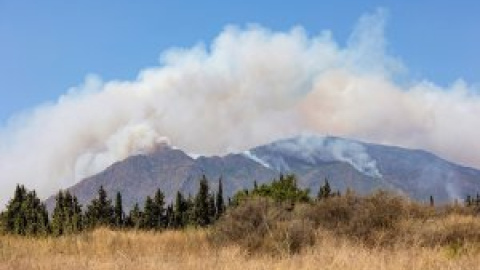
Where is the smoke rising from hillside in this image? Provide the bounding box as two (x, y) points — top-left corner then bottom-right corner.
(1, 9), (479, 205)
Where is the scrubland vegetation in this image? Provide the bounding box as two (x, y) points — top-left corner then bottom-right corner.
(2, 175), (480, 269)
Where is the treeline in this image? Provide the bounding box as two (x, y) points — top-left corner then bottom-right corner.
(0, 175), (226, 236)
(2, 172), (479, 237)
(0, 174), (330, 236)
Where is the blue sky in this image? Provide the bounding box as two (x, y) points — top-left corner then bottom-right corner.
(0, 0), (479, 124)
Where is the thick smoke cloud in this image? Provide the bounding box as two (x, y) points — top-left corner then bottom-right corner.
(1, 9), (479, 205)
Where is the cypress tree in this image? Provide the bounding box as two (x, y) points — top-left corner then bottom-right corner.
(194, 175), (210, 227)
(51, 191), (65, 236)
(63, 191), (74, 234)
(71, 196), (83, 233)
(36, 203), (50, 235)
(165, 204), (174, 229)
(216, 179), (225, 219)
(208, 194), (216, 222)
(114, 192), (124, 228)
(153, 189), (166, 228)
(11, 185), (27, 235)
(185, 194), (195, 226)
(174, 191), (186, 228)
(143, 196), (156, 229)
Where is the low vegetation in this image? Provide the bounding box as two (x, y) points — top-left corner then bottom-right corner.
(1, 174), (480, 269)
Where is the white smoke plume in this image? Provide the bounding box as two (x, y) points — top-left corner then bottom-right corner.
(247, 134), (382, 178)
(1, 9), (480, 205)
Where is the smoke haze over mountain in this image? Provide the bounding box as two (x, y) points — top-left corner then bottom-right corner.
(1, 9), (479, 205)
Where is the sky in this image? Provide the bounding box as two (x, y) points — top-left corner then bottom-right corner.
(1, 1), (480, 203)
(1, 1), (479, 124)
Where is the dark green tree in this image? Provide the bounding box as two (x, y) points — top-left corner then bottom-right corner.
(71, 196), (83, 233)
(153, 189), (166, 228)
(216, 179), (225, 219)
(317, 178), (332, 201)
(51, 191), (65, 236)
(208, 193), (216, 222)
(51, 190), (82, 235)
(165, 204), (174, 228)
(466, 195), (473, 206)
(128, 203), (143, 229)
(84, 186), (114, 228)
(238, 174), (310, 204)
(173, 191), (187, 228)
(114, 192), (124, 228)
(1, 185), (49, 236)
(194, 175), (210, 227)
(142, 196), (156, 229)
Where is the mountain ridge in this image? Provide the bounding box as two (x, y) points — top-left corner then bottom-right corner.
(46, 135), (480, 211)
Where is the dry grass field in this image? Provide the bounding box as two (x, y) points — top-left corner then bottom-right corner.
(1, 222), (480, 270)
(2, 193), (480, 270)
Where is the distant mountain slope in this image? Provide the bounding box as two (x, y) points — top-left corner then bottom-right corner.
(46, 144), (277, 211)
(46, 135), (480, 211)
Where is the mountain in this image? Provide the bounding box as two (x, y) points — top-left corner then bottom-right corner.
(46, 135), (480, 211)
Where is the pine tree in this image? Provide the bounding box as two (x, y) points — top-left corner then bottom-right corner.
(36, 203), (50, 235)
(128, 203), (143, 229)
(165, 204), (174, 229)
(216, 179), (225, 219)
(71, 196), (83, 233)
(84, 186), (114, 229)
(143, 196), (156, 229)
(466, 195), (473, 206)
(208, 193), (216, 222)
(194, 175), (210, 227)
(317, 178), (332, 201)
(184, 193), (195, 226)
(1, 185), (50, 236)
(153, 189), (166, 228)
(51, 190), (83, 235)
(114, 192), (124, 228)
(63, 191), (75, 234)
(51, 191), (65, 236)
(174, 191), (186, 228)
(10, 185), (27, 235)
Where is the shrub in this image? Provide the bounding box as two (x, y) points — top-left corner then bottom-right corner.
(210, 197), (315, 255)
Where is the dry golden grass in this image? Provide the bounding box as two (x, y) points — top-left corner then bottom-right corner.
(1, 225), (479, 270)
(2, 193), (480, 269)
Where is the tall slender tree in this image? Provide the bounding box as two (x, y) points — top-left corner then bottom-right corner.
(114, 192), (124, 228)
(194, 175), (210, 227)
(51, 191), (65, 236)
(153, 189), (166, 228)
(174, 191), (187, 228)
(208, 193), (216, 222)
(142, 196), (156, 229)
(216, 179), (225, 219)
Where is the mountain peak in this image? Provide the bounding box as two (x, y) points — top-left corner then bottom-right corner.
(46, 134), (480, 211)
